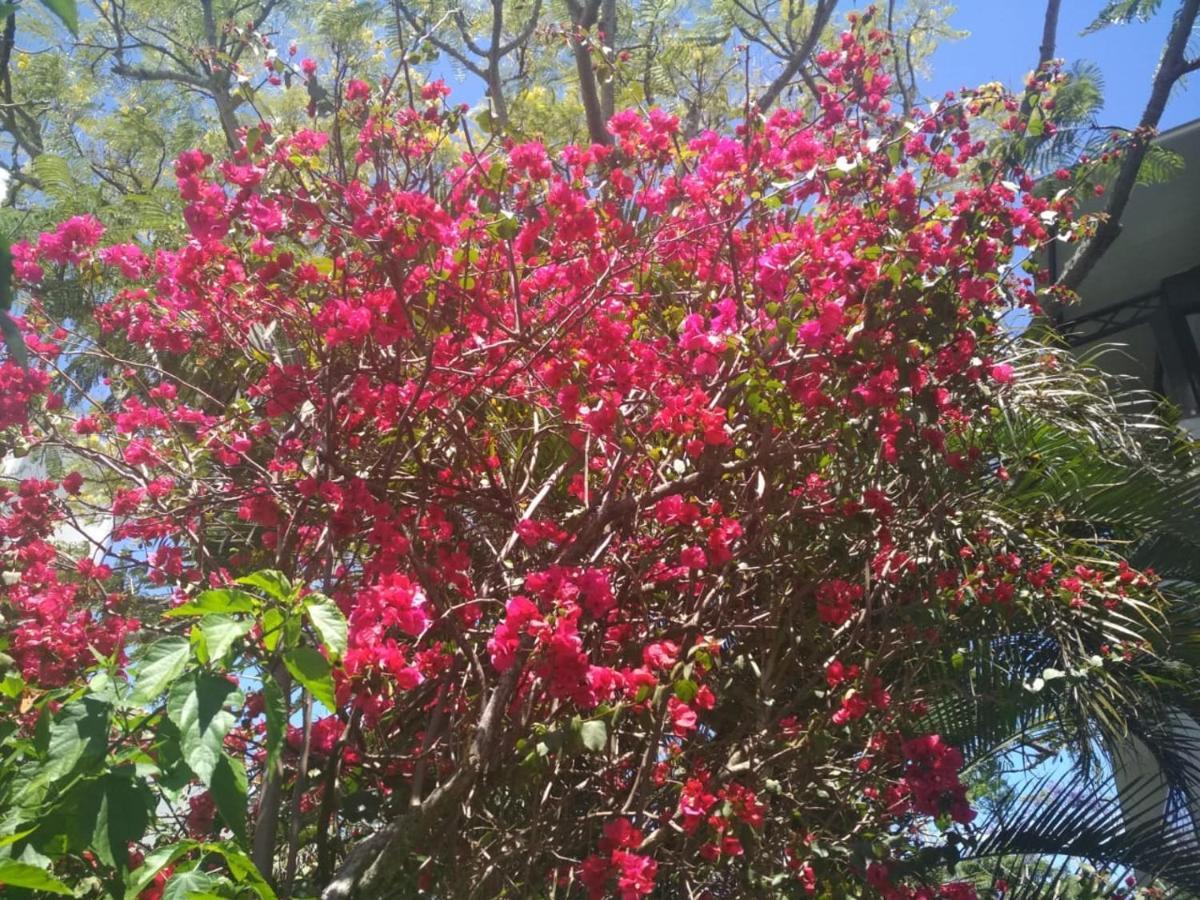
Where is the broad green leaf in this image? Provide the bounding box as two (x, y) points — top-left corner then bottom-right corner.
(122, 841), (196, 900)
(263, 678), (287, 774)
(261, 607), (285, 653)
(198, 615), (253, 663)
(1026, 107), (1045, 138)
(209, 841), (276, 897)
(89, 770), (152, 871)
(9, 759), (50, 809)
(152, 717), (194, 797)
(673, 679), (698, 703)
(20, 776), (99, 855)
(210, 754), (248, 845)
(579, 719), (607, 752)
(0, 859), (73, 894)
(304, 595), (348, 661)
(282, 647), (336, 709)
(163, 869), (228, 900)
(130, 636), (192, 704)
(236, 570), (293, 601)
(0, 672), (23, 698)
(36, 0), (78, 36)
(166, 674), (239, 785)
(40, 697), (110, 784)
(166, 589), (259, 617)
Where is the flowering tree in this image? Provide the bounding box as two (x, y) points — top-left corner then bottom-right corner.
(0, 15), (1175, 899)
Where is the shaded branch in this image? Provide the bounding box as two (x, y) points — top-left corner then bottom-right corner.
(1057, 0), (1200, 292)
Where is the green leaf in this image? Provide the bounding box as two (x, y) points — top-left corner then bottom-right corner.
(122, 841), (196, 900)
(41, 697), (110, 784)
(490, 209), (520, 240)
(208, 842), (276, 898)
(1026, 106), (1045, 138)
(166, 589), (259, 618)
(263, 678), (287, 775)
(198, 615), (253, 663)
(90, 770), (152, 871)
(304, 595), (347, 661)
(1083, 0), (1161, 32)
(0, 237), (11, 313)
(261, 607), (285, 653)
(0, 672), (23, 698)
(236, 570), (293, 601)
(0, 859), (74, 894)
(36, 0), (78, 36)
(130, 636), (192, 704)
(0, 828), (35, 848)
(579, 719), (607, 753)
(166, 673), (239, 785)
(282, 647), (335, 709)
(28, 154), (73, 202)
(163, 869), (227, 900)
(120, 193), (176, 231)
(0, 309), (27, 370)
(210, 754), (248, 845)
(673, 679), (699, 703)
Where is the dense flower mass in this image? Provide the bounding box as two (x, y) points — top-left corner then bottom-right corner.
(0, 18), (1160, 898)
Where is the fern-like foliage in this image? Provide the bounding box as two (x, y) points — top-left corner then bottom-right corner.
(956, 772), (1200, 896)
(1084, 0), (1167, 34)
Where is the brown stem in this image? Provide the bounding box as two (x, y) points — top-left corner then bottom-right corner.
(755, 0), (837, 113)
(320, 659), (525, 898)
(284, 691), (314, 891)
(251, 664), (292, 881)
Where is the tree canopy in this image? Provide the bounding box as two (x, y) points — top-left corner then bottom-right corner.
(3, 2), (1200, 899)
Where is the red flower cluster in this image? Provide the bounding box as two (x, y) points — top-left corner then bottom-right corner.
(0, 15), (1152, 896)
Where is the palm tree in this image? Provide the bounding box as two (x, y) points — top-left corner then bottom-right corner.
(913, 334), (1200, 896)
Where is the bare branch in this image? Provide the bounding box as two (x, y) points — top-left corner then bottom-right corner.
(111, 63), (211, 89)
(755, 0), (838, 113)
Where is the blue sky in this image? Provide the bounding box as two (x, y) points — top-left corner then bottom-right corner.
(422, 2), (1198, 134)
(925, 2), (1198, 131)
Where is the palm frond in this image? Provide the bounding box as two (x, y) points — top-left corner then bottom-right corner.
(1083, 0), (1165, 34)
(922, 634), (1076, 771)
(933, 771), (1200, 896)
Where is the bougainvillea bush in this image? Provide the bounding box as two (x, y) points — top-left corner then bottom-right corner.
(0, 17), (1166, 900)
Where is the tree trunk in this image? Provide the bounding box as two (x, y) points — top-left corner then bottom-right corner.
(566, 0), (612, 145)
(213, 85), (243, 151)
(600, 0), (616, 120)
(487, 59), (509, 130)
